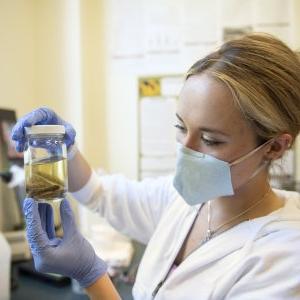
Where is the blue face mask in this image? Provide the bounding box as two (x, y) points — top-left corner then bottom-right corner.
(173, 140), (272, 206)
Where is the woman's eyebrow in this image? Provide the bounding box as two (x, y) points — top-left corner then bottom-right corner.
(200, 127), (229, 137)
(176, 113), (185, 123)
(175, 113), (229, 137)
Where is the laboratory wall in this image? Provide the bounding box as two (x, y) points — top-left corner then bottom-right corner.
(1, 0), (300, 231)
(103, 0), (300, 181)
(1, 0), (300, 177)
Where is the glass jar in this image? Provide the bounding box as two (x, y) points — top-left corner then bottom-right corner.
(24, 125), (68, 203)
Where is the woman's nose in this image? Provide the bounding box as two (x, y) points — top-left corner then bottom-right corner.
(181, 134), (200, 152)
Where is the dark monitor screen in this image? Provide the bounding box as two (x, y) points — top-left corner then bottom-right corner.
(0, 109), (23, 167)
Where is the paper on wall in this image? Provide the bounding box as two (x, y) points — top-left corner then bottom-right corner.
(220, 0), (254, 27)
(143, 0), (182, 54)
(140, 97), (177, 156)
(253, 0), (291, 25)
(109, 0), (144, 58)
(182, 0), (219, 45)
(160, 76), (184, 97)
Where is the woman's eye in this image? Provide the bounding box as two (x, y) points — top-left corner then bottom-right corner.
(174, 124), (186, 132)
(174, 125), (223, 146)
(201, 137), (222, 146)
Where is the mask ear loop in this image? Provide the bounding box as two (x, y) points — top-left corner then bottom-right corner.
(229, 138), (275, 167)
(247, 159), (271, 181)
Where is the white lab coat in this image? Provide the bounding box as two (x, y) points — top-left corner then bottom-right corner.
(72, 172), (300, 300)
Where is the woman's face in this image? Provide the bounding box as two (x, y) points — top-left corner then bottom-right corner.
(176, 73), (269, 190)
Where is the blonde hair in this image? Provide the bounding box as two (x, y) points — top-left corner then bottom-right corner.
(187, 33), (300, 147)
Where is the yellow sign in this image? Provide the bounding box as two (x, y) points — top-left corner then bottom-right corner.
(139, 78), (161, 97)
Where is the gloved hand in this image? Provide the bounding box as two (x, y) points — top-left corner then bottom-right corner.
(23, 198), (107, 288)
(11, 107), (76, 152)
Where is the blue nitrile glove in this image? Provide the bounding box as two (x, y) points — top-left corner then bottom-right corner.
(11, 107), (76, 152)
(23, 198), (107, 288)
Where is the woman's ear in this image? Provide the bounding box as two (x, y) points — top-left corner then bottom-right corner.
(263, 133), (293, 161)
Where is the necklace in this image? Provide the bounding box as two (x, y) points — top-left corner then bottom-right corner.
(200, 186), (271, 245)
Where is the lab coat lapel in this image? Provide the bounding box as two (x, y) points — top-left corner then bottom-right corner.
(178, 214), (280, 272)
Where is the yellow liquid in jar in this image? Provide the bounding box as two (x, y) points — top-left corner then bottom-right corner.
(25, 157), (67, 202)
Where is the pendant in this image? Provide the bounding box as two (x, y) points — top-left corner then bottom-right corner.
(200, 229), (213, 246)
(205, 229), (213, 241)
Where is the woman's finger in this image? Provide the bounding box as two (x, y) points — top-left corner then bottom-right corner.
(23, 198), (50, 252)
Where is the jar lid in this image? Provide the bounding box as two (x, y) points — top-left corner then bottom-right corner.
(25, 125), (65, 135)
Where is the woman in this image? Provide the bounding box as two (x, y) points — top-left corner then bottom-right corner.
(12, 33), (300, 299)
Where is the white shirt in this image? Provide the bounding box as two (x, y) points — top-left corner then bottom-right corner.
(72, 172), (300, 300)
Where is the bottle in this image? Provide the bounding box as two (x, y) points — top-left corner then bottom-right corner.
(24, 125), (68, 203)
